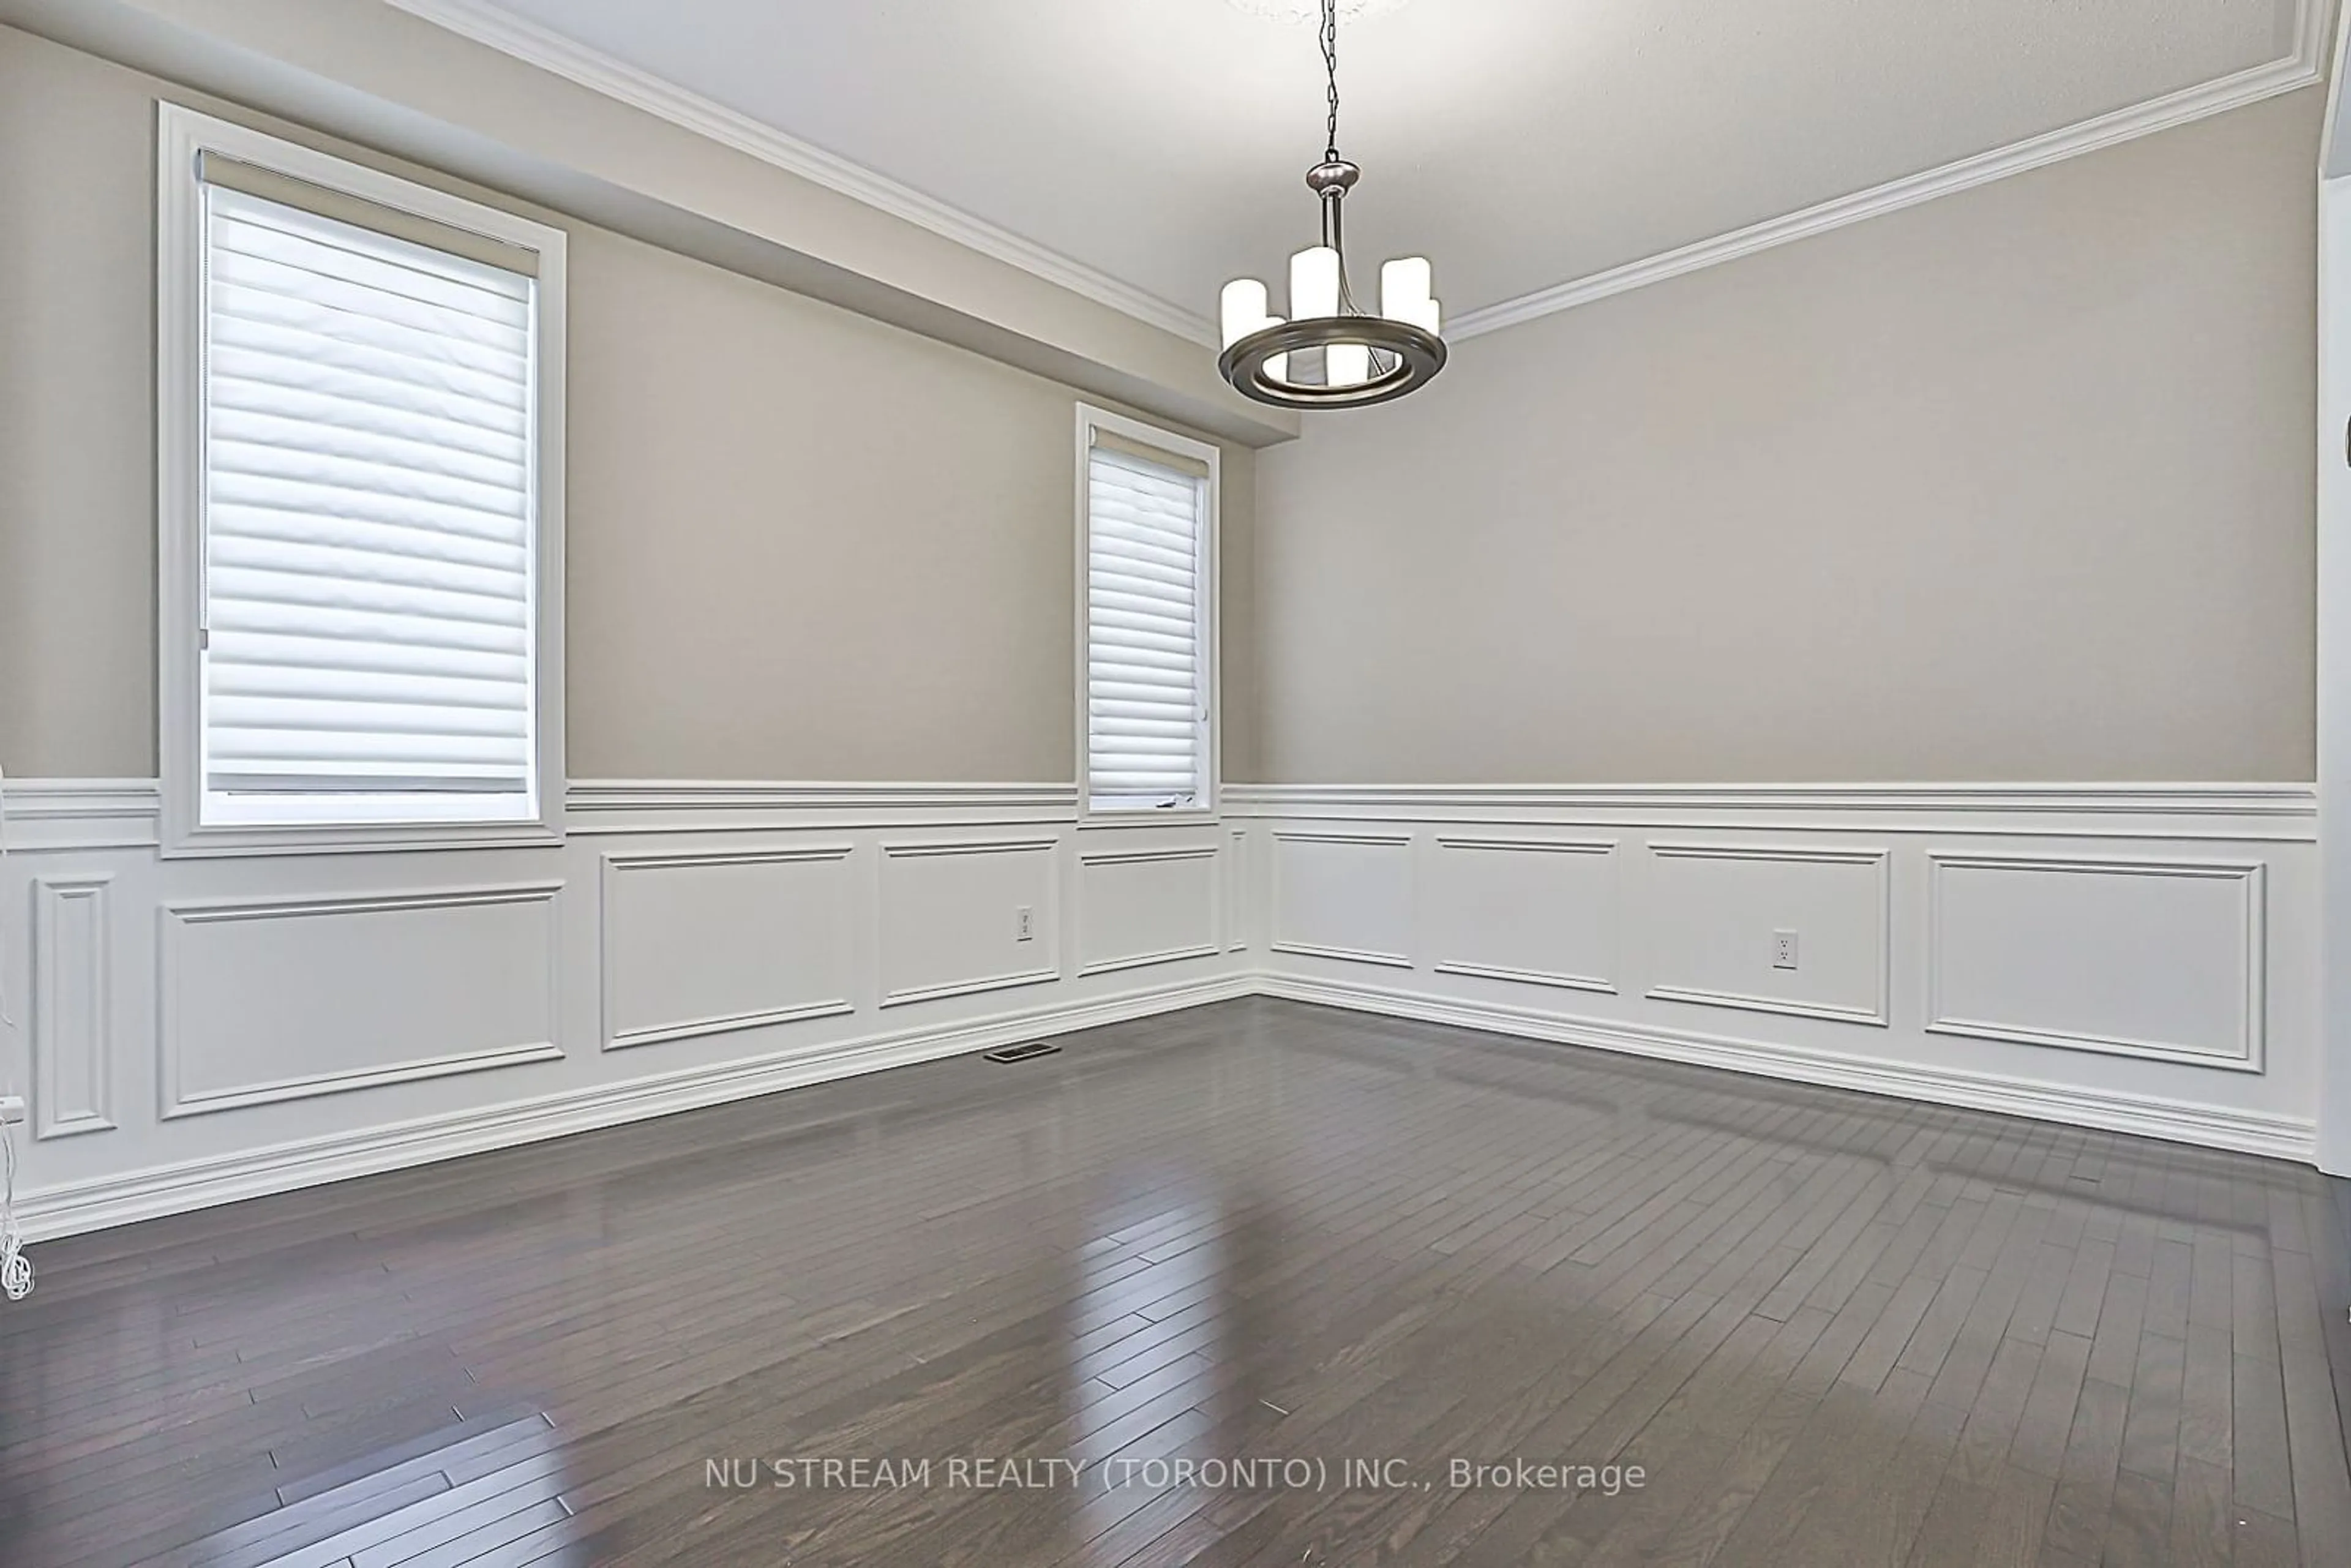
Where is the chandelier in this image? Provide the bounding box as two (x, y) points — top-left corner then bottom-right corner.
(1217, 0), (1444, 410)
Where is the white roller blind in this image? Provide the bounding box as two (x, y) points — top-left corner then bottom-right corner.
(198, 180), (538, 803)
(1087, 442), (1206, 809)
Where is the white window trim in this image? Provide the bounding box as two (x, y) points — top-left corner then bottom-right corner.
(1075, 403), (1220, 826)
(155, 104), (568, 858)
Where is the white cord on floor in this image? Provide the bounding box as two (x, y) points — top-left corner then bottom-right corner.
(1, 1117), (31, 1302)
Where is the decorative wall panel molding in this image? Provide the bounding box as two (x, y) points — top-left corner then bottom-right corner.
(1428, 835), (1619, 993)
(877, 838), (1062, 1007)
(158, 883), (566, 1118)
(1925, 853), (2267, 1070)
(600, 847), (856, 1051)
(32, 874), (115, 1140)
(1643, 843), (1891, 1026)
(1076, 844), (1221, 978)
(0, 776), (2321, 1243)
(1226, 828), (1250, 953)
(1267, 830), (1415, 968)
(1239, 784), (2316, 1167)
(2, 781), (1259, 1242)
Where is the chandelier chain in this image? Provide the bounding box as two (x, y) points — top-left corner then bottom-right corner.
(1321, 0), (1340, 159)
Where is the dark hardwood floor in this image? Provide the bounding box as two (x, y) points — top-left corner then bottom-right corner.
(5, 997), (2350, 1567)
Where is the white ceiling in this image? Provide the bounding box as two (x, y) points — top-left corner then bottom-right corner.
(437, 0), (2314, 335)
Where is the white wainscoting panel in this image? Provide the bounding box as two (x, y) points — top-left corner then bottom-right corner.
(2, 782), (1278, 1242)
(0, 778), (2322, 1241)
(1077, 844), (1220, 977)
(1233, 785), (2318, 1163)
(1268, 830), (1414, 968)
(1643, 843), (1891, 1026)
(32, 874), (116, 1139)
(877, 838), (1061, 1007)
(1428, 835), (1618, 992)
(159, 882), (565, 1118)
(1927, 854), (2265, 1070)
(601, 847), (855, 1050)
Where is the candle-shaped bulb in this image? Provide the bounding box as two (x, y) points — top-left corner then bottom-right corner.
(1290, 246), (1340, 320)
(1380, 257), (1432, 322)
(1220, 278), (1269, 350)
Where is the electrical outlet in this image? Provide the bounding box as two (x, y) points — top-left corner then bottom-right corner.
(1015, 906), (1035, 942)
(1771, 930), (1799, 970)
(0, 1095), (25, 1128)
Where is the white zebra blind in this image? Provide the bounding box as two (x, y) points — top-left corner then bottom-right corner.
(1086, 438), (1208, 809)
(197, 173), (541, 811)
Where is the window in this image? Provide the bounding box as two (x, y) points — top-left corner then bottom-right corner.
(157, 107), (565, 853)
(1078, 406), (1218, 815)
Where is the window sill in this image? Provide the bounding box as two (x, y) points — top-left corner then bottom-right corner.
(1077, 803), (1223, 831)
(159, 816), (564, 860)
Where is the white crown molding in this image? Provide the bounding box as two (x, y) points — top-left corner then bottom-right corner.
(1450, 0), (2337, 340)
(379, 0), (1217, 345)
(381, 1), (2332, 353)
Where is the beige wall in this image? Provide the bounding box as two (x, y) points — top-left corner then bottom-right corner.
(563, 227), (1074, 781)
(0, 26), (158, 778)
(0, 24), (1256, 783)
(566, 227), (1259, 780)
(6, 18), (2309, 790)
(1254, 90), (2323, 784)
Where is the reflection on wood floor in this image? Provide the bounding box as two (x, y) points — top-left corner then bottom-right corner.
(3, 997), (2349, 1566)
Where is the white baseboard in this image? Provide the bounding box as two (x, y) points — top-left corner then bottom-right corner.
(13, 965), (2319, 1242)
(18, 974), (1248, 1242)
(1257, 974), (2315, 1163)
